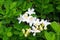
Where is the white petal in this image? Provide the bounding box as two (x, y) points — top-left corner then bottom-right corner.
(32, 26), (36, 30)
(44, 26), (47, 30)
(30, 30), (34, 33)
(28, 8), (30, 12)
(40, 19), (44, 23)
(36, 30), (40, 33)
(33, 33), (36, 36)
(19, 21), (21, 23)
(29, 23), (33, 26)
(31, 8), (34, 12)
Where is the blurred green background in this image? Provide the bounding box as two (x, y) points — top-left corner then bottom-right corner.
(0, 0), (60, 40)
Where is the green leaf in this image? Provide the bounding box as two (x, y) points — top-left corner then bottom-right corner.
(56, 33), (60, 40)
(14, 22), (24, 30)
(0, 9), (4, 15)
(19, 32), (23, 37)
(0, 28), (4, 34)
(24, 25), (30, 29)
(28, 36), (36, 40)
(4, 0), (11, 9)
(26, 2), (32, 9)
(22, 1), (27, 11)
(3, 36), (8, 40)
(44, 31), (55, 40)
(51, 21), (60, 33)
(16, 10), (22, 16)
(0, 22), (2, 27)
(47, 4), (54, 12)
(5, 27), (12, 32)
(41, 15), (46, 19)
(7, 32), (12, 37)
(17, 0), (24, 7)
(42, 4), (48, 9)
(4, 0), (12, 15)
(19, 1), (32, 11)
(10, 2), (17, 9)
(13, 30), (20, 35)
(0, 0), (4, 6)
(56, 5), (60, 10)
(42, 0), (50, 3)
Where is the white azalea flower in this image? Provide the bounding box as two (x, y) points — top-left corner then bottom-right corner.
(17, 15), (23, 23)
(44, 20), (51, 30)
(40, 19), (51, 30)
(27, 16), (36, 26)
(33, 19), (40, 28)
(22, 13), (29, 22)
(31, 29), (40, 36)
(26, 8), (35, 15)
(30, 26), (40, 36)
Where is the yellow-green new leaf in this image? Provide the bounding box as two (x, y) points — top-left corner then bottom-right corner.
(45, 31), (55, 40)
(51, 22), (60, 33)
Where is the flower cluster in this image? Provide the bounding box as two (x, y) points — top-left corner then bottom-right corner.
(17, 8), (51, 37)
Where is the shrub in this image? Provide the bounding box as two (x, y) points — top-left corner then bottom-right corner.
(0, 0), (60, 40)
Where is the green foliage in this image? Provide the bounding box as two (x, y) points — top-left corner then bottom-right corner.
(56, 5), (60, 10)
(44, 31), (55, 40)
(0, 0), (60, 40)
(51, 21), (60, 33)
